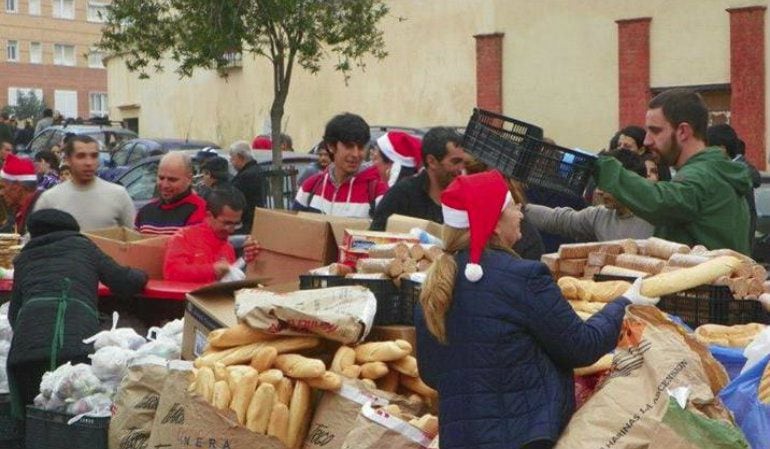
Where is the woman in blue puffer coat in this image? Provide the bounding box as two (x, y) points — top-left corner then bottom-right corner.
(415, 171), (658, 449)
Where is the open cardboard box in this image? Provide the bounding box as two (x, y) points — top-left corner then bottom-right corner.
(385, 214), (443, 237)
(84, 227), (170, 279)
(181, 278), (299, 360)
(247, 208), (370, 284)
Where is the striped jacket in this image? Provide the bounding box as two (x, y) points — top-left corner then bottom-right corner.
(293, 165), (388, 218)
(135, 190), (207, 235)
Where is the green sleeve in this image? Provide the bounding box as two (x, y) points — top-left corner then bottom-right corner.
(596, 156), (698, 225)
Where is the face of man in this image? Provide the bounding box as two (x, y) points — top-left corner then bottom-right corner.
(317, 149), (331, 169)
(157, 157), (192, 202)
(428, 142), (467, 189)
(0, 180), (23, 209)
(330, 142), (365, 178)
(229, 154), (246, 171)
(0, 142), (12, 164)
(67, 141), (99, 184)
(206, 205), (243, 240)
(644, 107), (682, 167)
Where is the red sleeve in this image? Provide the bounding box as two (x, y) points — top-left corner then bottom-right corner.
(162, 231), (217, 283)
(374, 180), (389, 203)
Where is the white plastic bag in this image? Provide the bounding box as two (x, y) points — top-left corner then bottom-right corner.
(741, 326), (770, 374)
(89, 346), (135, 383)
(66, 392), (113, 417)
(51, 363), (104, 401)
(134, 337), (180, 361)
(83, 312), (146, 351)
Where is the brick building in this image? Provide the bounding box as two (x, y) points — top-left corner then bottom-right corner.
(0, 0), (109, 120)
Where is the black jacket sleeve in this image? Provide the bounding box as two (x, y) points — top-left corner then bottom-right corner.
(93, 244), (148, 297)
(370, 187), (406, 231)
(513, 217), (545, 260)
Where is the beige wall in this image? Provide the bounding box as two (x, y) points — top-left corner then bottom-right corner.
(107, 0), (770, 156)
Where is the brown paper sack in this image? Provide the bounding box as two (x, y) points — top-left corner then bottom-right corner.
(148, 361), (285, 449)
(109, 358), (169, 449)
(303, 379), (424, 449)
(555, 306), (749, 449)
(235, 286), (378, 344)
(339, 401), (434, 449)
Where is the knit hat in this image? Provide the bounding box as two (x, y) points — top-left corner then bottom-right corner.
(1, 154), (37, 182)
(441, 170), (513, 282)
(27, 209), (80, 238)
(376, 132), (422, 186)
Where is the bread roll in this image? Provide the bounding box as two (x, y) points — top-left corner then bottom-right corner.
(226, 365), (254, 393)
(331, 346), (356, 373)
(410, 414), (439, 439)
(212, 362), (228, 382)
(400, 375), (438, 398)
(557, 243), (602, 260)
(645, 237), (690, 259)
(615, 254), (665, 274)
(212, 380), (231, 410)
(251, 346), (278, 372)
(246, 382), (275, 434)
(557, 277), (630, 303)
(389, 355), (419, 377)
(540, 253), (559, 273)
(559, 258), (586, 276)
(259, 369), (285, 385)
(276, 378), (294, 406)
(409, 243), (425, 260)
(287, 380), (311, 449)
(360, 361), (389, 379)
(357, 258), (395, 274)
(341, 364), (361, 379)
(667, 253), (711, 268)
(267, 403), (290, 446)
(599, 265), (648, 278)
(368, 242), (410, 259)
(230, 368), (259, 425)
(417, 259), (432, 272)
(423, 245), (444, 262)
(402, 258), (418, 275)
(361, 378), (377, 389)
(641, 256), (742, 297)
(274, 354), (326, 379)
(207, 323), (279, 348)
(694, 323), (766, 348)
(603, 239), (638, 255)
(200, 337), (320, 367)
(194, 367), (215, 403)
(587, 251), (616, 267)
(376, 369), (400, 393)
(305, 371), (343, 391)
(356, 340), (412, 363)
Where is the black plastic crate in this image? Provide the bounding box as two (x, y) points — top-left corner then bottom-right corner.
(463, 108), (596, 197)
(0, 394), (23, 449)
(25, 406), (109, 449)
(299, 275), (410, 326)
(398, 279), (422, 326)
(593, 274), (770, 328)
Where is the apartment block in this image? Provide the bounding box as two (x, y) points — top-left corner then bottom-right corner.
(0, 0), (109, 119)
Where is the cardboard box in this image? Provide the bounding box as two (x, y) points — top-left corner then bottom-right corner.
(181, 279), (298, 360)
(248, 208), (370, 284)
(385, 214), (443, 238)
(84, 227), (170, 279)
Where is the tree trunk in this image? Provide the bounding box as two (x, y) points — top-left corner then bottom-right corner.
(269, 102), (285, 209)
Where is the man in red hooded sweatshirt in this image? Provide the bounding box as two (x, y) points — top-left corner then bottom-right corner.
(163, 187), (260, 283)
(293, 113), (388, 218)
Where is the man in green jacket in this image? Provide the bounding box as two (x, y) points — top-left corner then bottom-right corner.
(596, 88), (752, 254)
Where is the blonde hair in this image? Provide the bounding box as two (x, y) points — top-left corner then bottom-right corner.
(420, 225), (515, 344)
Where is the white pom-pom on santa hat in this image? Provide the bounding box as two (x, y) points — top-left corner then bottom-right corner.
(441, 170), (513, 283)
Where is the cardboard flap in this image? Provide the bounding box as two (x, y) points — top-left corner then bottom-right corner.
(297, 212), (371, 246)
(386, 215), (443, 237)
(252, 208), (333, 260)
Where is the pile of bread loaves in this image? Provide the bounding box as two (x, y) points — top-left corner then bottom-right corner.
(543, 237), (770, 302)
(189, 324), (438, 448)
(310, 242), (444, 285)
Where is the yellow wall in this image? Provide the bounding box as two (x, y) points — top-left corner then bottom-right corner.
(107, 0), (769, 156)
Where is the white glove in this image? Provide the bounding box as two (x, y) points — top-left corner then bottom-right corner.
(622, 277), (659, 306)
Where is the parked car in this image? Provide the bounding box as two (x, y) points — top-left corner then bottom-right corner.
(100, 138), (220, 181)
(114, 149), (317, 210)
(23, 123), (137, 166)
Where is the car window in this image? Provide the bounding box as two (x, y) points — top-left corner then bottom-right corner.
(112, 142), (134, 166)
(28, 129), (54, 153)
(127, 143), (148, 164)
(119, 162), (158, 202)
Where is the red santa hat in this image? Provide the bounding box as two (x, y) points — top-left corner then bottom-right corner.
(1, 154), (37, 182)
(441, 170), (513, 282)
(376, 131), (423, 186)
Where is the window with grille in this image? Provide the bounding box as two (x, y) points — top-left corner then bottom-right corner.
(6, 40), (18, 62)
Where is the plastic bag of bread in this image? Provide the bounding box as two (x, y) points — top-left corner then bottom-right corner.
(339, 401), (434, 449)
(555, 306), (749, 449)
(235, 286), (377, 344)
(719, 354), (770, 449)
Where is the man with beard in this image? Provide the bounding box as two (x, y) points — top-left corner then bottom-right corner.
(596, 88), (752, 254)
(370, 127), (467, 230)
(294, 113), (388, 218)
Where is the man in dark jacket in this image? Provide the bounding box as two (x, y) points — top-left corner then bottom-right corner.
(229, 141), (263, 234)
(7, 209), (148, 418)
